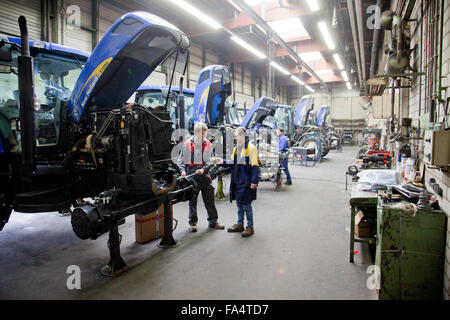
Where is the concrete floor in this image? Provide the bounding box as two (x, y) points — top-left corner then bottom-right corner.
(0, 146), (377, 300)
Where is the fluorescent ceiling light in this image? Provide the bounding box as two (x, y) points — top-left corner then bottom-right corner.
(318, 21), (335, 50)
(299, 51), (323, 62)
(346, 82), (352, 90)
(270, 61), (290, 75)
(231, 36), (266, 59)
(170, 0), (222, 30)
(316, 69), (333, 75)
(305, 85), (315, 93)
(341, 71), (349, 82)
(307, 0), (320, 12)
(291, 75), (305, 85)
(333, 54), (344, 70)
(268, 17), (308, 39)
(245, 0), (268, 5)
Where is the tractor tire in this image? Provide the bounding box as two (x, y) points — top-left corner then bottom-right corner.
(298, 136), (321, 161)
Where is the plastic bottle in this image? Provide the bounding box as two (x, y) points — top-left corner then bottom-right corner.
(405, 159), (415, 181)
(400, 156), (407, 178)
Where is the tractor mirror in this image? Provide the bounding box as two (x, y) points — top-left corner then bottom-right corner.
(0, 40), (12, 62)
(0, 64), (12, 73)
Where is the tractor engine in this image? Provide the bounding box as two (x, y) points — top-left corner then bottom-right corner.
(68, 103), (188, 240)
(71, 104), (177, 198)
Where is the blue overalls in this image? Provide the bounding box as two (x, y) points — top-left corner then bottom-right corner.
(278, 134), (292, 183)
(229, 141), (259, 227)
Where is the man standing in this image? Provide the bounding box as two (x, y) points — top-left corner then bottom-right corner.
(227, 127), (259, 237)
(178, 123), (225, 232)
(277, 128), (292, 185)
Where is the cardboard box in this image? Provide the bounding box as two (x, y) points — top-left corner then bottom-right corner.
(355, 211), (371, 238)
(135, 204), (172, 244)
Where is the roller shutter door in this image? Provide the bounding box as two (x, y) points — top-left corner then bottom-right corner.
(99, 0), (128, 39)
(235, 92), (254, 109)
(0, 0), (41, 40)
(243, 65), (252, 96)
(233, 64), (242, 93)
(205, 51), (218, 66)
(189, 44), (203, 85)
(65, 0), (93, 52)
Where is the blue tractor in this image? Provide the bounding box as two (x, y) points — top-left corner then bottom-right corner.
(0, 12), (205, 275)
(291, 96), (325, 161)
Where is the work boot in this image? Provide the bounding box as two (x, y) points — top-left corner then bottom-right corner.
(241, 227), (254, 237)
(227, 224), (244, 233)
(209, 222), (225, 230)
(189, 225), (197, 232)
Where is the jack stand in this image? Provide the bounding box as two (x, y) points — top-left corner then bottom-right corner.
(215, 174), (226, 200)
(157, 200), (180, 248)
(101, 223), (128, 277)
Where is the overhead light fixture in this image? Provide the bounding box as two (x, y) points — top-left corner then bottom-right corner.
(341, 71), (349, 82)
(230, 36), (266, 59)
(305, 85), (315, 93)
(299, 51), (323, 62)
(291, 75), (305, 85)
(244, 0), (268, 5)
(318, 21), (335, 50)
(316, 69), (333, 75)
(307, 0), (320, 12)
(333, 54), (344, 70)
(268, 17), (308, 40)
(170, 0), (222, 30)
(346, 82), (352, 90)
(270, 61), (290, 75)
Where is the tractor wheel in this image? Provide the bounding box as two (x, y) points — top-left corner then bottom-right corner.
(298, 136), (321, 161)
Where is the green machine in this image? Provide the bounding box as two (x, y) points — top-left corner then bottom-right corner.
(375, 196), (447, 300)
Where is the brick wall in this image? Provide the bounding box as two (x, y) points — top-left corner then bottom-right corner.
(392, 0), (450, 299)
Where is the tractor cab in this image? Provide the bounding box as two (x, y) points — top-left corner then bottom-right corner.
(0, 37), (89, 155)
(262, 104), (294, 136)
(223, 100), (242, 126)
(135, 85), (195, 130)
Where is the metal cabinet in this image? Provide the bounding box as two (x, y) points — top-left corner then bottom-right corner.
(375, 196), (447, 300)
(424, 130), (450, 167)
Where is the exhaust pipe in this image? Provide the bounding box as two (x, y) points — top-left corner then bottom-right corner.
(18, 16), (36, 170)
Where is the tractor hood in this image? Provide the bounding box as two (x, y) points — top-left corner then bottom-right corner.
(69, 11), (190, 122)
(294, 96), (313, 128)
(193, 65), (231, 126)
(317, 105), (329, 127)
(241, 97), (276, 130)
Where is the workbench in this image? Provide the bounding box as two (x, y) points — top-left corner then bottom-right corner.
(349, 182), (378, 263)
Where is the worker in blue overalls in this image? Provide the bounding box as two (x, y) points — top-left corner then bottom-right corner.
(227, 127), (259, 237)
(277, 128), (292, 185)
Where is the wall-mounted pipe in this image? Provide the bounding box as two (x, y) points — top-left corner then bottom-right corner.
(347, 0), (363, 88)
(438, 0), (445, 102)
(370, 0), (383, 79)
(354, 0), (367, 84)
